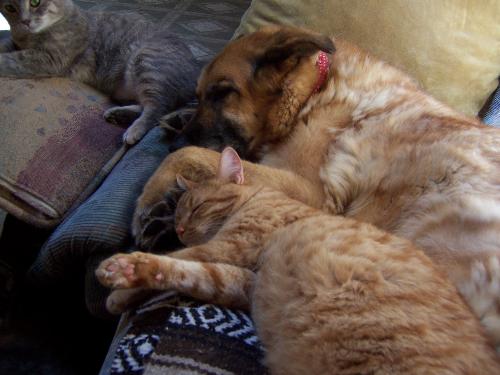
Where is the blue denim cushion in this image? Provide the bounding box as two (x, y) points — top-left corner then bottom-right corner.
(482, 82), (500, 127)
(28, 127), (171, 316)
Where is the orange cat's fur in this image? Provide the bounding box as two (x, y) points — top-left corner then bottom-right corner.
(132, 27), (500, 344)
(97, 148), (499, 375)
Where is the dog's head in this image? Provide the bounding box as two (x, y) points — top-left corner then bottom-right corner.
(175, 26), (335, 160)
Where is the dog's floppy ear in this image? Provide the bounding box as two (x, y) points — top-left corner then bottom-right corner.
(256, 27), (335, 69)
(250, 27), (335, 143)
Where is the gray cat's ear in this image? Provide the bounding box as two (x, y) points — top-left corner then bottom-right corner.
(176, 174), (196, 191)
(217, 147), (244, 185)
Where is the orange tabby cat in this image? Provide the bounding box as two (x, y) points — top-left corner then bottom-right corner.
(97, 148), (499, 375)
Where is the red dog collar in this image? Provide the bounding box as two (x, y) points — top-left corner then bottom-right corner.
(312, 51), (330, 94)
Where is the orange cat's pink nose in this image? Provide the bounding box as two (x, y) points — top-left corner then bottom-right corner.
(176, 226), (185, 235)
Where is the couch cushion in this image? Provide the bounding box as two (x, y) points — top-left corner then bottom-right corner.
(0, 77), (124, 228)
(100, 293), (267, 375)
(482, 82), (500, 127)
(28, 126), (176, 317)
(234, 0), (500, 117)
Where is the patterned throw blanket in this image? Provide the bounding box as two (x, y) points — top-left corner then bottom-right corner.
(107, 293), (267, 375)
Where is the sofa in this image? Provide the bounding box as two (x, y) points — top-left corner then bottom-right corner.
(0, 1), (251, 374)
(0, 0), (251, 315)
(1, 1), (499, 374)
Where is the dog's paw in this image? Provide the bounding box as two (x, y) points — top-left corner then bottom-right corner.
(158, 107), (196, 142)
(96, 252), (158, 289)
(133, 190), (183, 251)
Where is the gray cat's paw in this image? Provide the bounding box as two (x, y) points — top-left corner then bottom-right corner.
(104, 105), (142, 126)
(123, 122), (149, 145)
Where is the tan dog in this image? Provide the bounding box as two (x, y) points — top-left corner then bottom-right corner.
(126, 26), (500, 345)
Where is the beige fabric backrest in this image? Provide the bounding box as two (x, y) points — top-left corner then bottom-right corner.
(235, 0), (500, 116)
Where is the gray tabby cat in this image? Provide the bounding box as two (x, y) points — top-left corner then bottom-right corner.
(0, 0), (199, 144)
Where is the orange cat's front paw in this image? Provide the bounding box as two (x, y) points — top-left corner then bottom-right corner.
(96, 252), (159, 289)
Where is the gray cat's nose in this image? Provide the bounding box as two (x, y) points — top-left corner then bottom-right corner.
(21, 19), (31, 27)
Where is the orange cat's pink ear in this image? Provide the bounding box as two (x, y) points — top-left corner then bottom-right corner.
(176, 174), (196, 191)
(217, 147), (244, 185)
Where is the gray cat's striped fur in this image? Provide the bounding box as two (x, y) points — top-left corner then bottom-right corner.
(0, 0), (199, 144)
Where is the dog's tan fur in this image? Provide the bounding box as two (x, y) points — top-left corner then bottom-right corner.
(132, 27), (500, 344)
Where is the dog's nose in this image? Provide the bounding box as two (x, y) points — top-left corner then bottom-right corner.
(168, 135), (190, 153)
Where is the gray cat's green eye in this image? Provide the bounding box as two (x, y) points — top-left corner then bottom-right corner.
(4, 4), (16, 13)
(30, 0), (41, 8)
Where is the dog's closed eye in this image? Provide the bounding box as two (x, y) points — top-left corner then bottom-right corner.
(206, 80), (240, 102)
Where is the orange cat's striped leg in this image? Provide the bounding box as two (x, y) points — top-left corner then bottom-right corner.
(96, 252), (255, 310)
(167, 240), (261, 269)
